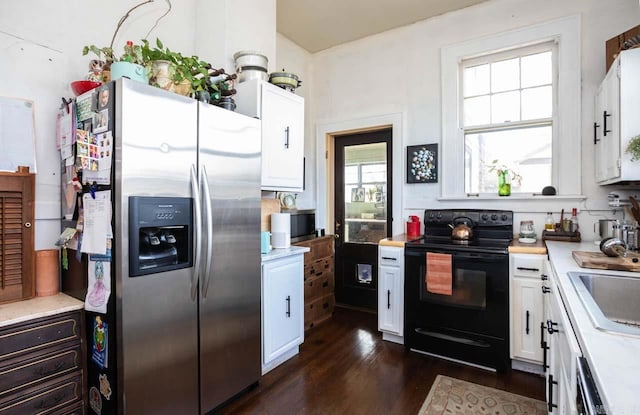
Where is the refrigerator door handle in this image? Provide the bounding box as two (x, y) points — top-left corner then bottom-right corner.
(201, 165), (214, 299)
(190, 164), (203, 300)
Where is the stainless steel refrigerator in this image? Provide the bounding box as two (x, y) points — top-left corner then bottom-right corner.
(64, 78), (261, 414)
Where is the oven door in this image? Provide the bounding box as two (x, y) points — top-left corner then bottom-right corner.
(404, 247), (510, 370)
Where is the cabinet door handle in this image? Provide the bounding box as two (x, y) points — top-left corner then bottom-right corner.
(540, 322), (546, 348)
(286, 295), (291, 317)
(541, 286), (551, 294)
(603, 111), (612, 136)
(540, 274), (548, 281)
(547, 374), (558, 412)
(594, 122), (600, 144)
(387, 290), (391, 309)
(284, 126), (290, 149)
(547, 319), (558, 335)
(526, 310), (530, 335)
(516, 267), (539, 272)
(542, 341), (549, 372)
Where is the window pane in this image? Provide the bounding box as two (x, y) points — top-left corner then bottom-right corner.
(345, 165), (358, 184)
(464, 64), (489, 97)
(521, 51), (552, 88)
(362, 164), (386, 183)
(491, 58), (519, 93)
(522, 86), (552, 120)
(464, 96), (490, 126)
(464, 125), (552, 194)
(491, 91), (520, 123)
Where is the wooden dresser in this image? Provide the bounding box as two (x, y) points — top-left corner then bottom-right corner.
(294, 236), (335, 330)
(0, 302), (85, 415)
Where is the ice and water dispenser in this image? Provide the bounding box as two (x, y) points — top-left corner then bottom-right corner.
(129, 196), (193, 277)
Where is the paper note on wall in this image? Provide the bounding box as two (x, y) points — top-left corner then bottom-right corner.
(0, 96), (37, 172)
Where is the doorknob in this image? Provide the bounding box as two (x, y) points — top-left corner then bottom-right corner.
(334, 234), (340, 239)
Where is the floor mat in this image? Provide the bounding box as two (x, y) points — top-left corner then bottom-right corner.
(419, 375), (547, 415)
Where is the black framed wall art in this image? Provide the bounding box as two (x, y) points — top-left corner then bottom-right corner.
(406, 144), (438, 183)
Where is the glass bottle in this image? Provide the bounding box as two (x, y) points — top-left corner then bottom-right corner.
(545, 212), (555, 231)
(570, 208), (579, 232)
(498, 170), (511, 196)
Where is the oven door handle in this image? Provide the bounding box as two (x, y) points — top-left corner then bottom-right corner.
(405, 250), (506, 261)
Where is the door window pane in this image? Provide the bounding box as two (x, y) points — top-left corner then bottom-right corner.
(344, 143), (388, 243)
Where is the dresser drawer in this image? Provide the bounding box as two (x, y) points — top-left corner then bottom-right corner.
(47, 400), (84, 415)
(0, 371), (82, 415)
(304, 272), (334, 301)
(0, 312), (81, 361)
(0, 343), (82, 398)
(303, 257), (332, 281)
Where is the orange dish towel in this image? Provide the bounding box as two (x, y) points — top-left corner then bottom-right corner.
(425, 252), (453, 296)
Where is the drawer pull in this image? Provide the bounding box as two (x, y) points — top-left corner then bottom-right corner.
(516, 266), (539, 272)
(322, 281), (329, 288)
(381, 256), (397, 261)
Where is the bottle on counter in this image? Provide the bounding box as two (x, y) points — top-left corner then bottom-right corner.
(570, 208), (579, 233)
(545, 212), (555, 231)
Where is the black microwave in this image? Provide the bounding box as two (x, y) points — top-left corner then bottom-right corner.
(287, 209), (316, 242)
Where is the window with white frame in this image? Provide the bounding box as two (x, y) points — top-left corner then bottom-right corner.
(462, 42), (555, 195)
(440, 16), (581, 199)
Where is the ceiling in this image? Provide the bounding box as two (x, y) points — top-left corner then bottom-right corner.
(276, 0), (490, 53)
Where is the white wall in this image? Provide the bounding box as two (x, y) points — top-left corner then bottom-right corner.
(275, 34), (314, 209)
(302, 0), (640, 240)
(0, 0), (277, 249)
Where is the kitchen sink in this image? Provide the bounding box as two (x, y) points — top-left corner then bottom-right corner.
(568, 272), (640, 337)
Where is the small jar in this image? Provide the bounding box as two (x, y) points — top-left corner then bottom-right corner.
(520, 220), (535, 236)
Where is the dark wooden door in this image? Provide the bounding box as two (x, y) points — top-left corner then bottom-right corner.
(334, 129), (392, 311)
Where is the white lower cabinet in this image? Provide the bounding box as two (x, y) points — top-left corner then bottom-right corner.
(378, 245), (404, 344)
(545, 269), (581, 415)
(509, 253), (546, 370)
(262, 253), (304, 374)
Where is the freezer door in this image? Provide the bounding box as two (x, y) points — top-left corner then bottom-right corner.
(115, 79), (199, 415)
(197, 102), (262, 412)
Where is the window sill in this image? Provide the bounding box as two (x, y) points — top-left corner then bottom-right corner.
(437, 194), (587, 202)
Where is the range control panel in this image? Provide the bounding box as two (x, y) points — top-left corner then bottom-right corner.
(424, 209), (513, 227)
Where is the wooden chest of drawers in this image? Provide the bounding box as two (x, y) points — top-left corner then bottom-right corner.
(0, 311), (85, 415)
(294, 236), (335, 330)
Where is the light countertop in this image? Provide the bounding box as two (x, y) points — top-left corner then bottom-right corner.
(379, 234), (421, 247)
(508, 238), (547, 254)
(0, 293), (84, 328)
(546, 241), (640, 414)
(261, 246), (310, 262)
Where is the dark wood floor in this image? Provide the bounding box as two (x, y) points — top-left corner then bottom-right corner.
(218, 307), (545, 414)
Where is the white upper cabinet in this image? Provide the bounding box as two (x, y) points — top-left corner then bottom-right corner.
(594, 48), (640, 184)
(235, 80), (305, 191)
